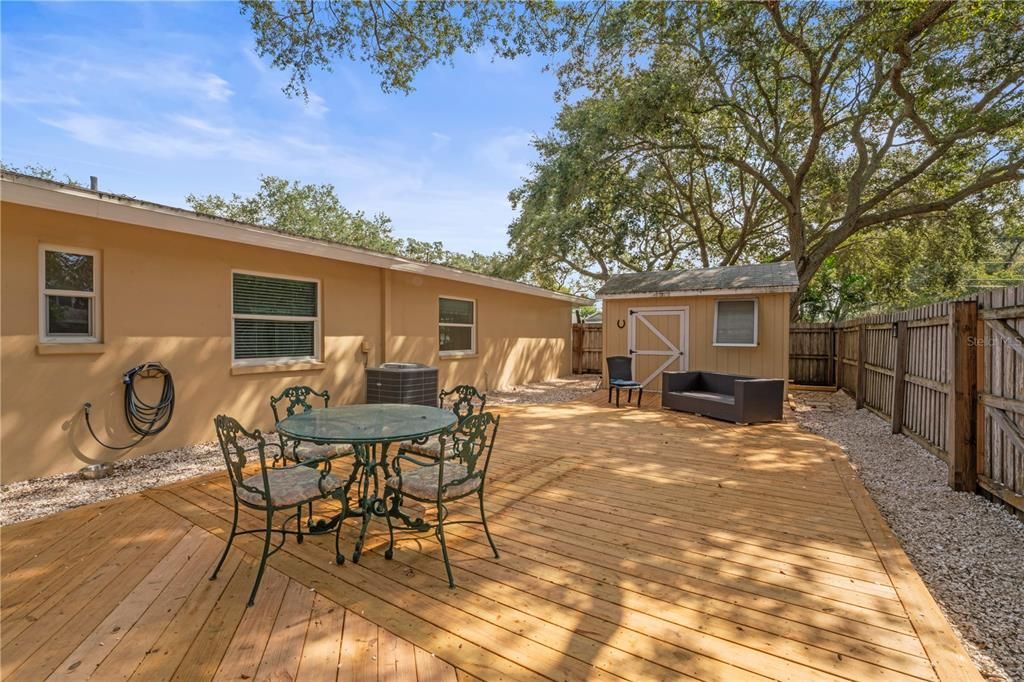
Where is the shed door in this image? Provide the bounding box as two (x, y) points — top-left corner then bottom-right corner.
(628, 308), (688, 390)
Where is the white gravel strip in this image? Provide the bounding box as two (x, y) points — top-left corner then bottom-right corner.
(793, 390), (1024, 682)
(1, 375), (601, 526)
(0, 441), (226, 527)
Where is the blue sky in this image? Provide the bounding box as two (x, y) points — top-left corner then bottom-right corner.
(1, 2), (562, 254)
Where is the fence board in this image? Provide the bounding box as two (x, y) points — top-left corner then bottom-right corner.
(571, 324), (603, 374)
(788, 323), (834, 385)
(806, 288), (1021, 516)
(978, 287), (1024, 517)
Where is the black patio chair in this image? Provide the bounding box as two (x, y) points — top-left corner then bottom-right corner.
(270, 385), (354, 542)
(209, 415), (342, 606)
(386, 411), (501, 588)
(398, 384), (487, 460)
(607, 356), (644, 407)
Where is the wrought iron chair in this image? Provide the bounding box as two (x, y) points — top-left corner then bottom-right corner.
(270, 386), (355, 542)
(270, 386), (355, 463)
(386, 412), (500, 588)
(209, 415), (342, 606)
(398, 384), (487, 460)
(607, 356), (644, 407)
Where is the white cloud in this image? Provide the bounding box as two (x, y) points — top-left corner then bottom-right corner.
(475, 130), (535, 179)
(2, 42), (234, 106)
(303, 91), (329, 118)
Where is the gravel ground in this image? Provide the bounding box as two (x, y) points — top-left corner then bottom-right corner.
(486, 373), (601, 405)
(793, 390), (1024, 682)
(1, 375), (600, 526)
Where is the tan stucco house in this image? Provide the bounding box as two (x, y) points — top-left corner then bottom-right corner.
(0, 173), (587, 483)
(596, 262), (798, 390)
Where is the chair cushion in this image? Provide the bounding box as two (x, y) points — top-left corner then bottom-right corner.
(397, 436), (447, 459)
(292, 442), (354, 462)
(609, 379), (642, 387)
(387, 461), (479, 500)
(238, 467), (342, 507)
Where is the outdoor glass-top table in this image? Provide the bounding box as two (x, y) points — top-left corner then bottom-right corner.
(276, 404), (456, 563)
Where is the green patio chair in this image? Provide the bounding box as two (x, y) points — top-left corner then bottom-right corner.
(398, 384), (487, 460)
(270, 385), (355, 542)
(209, 415), (342, 606)
(386, 411), (501, 588)
(270, 385), (355, 463)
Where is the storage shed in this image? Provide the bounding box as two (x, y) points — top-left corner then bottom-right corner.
(596, 262), (798, 390)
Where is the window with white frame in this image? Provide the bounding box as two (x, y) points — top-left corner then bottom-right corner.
(232, 271), (320, 363)
(714, 299), (758, 346)
(439, 297), (475, 355)
(40, 245), (100, 343)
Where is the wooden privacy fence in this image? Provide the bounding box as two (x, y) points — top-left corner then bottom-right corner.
(789, 322), (835, 385)
(572, 323), (603, 374)
(819, 288), (1023, 517)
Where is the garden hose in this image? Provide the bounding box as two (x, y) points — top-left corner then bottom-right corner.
(83, 362), (175, 450)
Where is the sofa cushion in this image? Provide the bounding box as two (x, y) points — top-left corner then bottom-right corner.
(672, 390), (736, 405)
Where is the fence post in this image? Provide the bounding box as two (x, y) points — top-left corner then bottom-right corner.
(855, 323), (867, 408)
(891, 320), (909, 434)
(836, 326), (845, 390)
(827, 327), (836, 387)
(571, 324), (582, 374)
(947, 300), (978, 492)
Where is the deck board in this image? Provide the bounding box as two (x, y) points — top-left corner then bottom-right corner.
(1, 394), (980, 681)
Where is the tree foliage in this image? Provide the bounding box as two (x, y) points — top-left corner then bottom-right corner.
(244, 0), (1024, 317)
(187, 175), (508, 274)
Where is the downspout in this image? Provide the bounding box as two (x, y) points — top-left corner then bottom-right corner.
(380, 268), (392, 365)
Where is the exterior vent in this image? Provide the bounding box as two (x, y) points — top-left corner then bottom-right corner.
(365, 363), (439, 406)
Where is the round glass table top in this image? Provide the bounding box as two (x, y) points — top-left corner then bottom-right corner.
(276, 404), (456, 444)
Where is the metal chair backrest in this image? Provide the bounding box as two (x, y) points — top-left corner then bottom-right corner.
(606, 356), (634, 383)
(436, 412), (500, 496)
(439, 384), (487, 423)
(214, 415), (273, 504)
(269, 385), (330, 423)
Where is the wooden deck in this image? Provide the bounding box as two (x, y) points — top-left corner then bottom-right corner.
(1, 393), (981, 681)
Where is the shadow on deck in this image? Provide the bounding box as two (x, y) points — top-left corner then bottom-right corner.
(1, 393), (980, 681)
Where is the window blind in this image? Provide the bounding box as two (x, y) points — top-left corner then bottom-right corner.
(233, 273), (317, 317)
(234, 319), (315, 360)
(232, 273), (318, 361)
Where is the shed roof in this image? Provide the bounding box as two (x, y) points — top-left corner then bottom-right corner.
(596, 262), (799, 298)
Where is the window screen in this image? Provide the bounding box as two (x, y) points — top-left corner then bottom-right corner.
(439, 297), (475, 354)
(41, 247), (99, 342)
(715, 300), (757, 345)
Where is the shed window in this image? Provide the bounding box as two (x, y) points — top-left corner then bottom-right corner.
(232, 272), (320, 363)
(714, 299), (758, 346)
(40, 245), (100, 343)
(439, 297), (475, 355)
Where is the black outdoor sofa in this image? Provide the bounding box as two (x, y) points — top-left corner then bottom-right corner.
(661, 371), (785, 424)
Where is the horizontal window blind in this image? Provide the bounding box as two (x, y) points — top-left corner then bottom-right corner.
(234, 319), (315, 360)
(233, 273), (317, 317)
(232, 272), (319, 361)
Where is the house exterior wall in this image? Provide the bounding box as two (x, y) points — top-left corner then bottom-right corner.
(0, 202), (572, 483)
(601, 292), (791, 388)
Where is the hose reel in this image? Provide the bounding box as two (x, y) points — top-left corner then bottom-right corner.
(83, 361), (175, 450)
